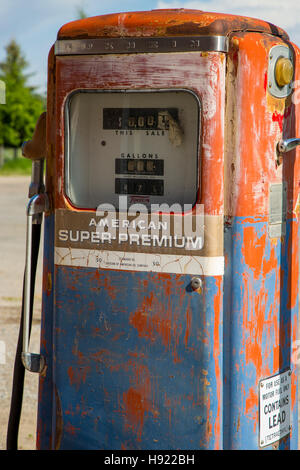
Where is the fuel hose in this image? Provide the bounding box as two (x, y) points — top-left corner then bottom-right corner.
(6, 223), (41, 450)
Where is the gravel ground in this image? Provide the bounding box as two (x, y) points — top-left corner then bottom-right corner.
(0, 306), (40, 450)
(0, 175), (299, 450)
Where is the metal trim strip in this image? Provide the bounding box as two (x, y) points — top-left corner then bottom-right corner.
(55, 35), (229, 55)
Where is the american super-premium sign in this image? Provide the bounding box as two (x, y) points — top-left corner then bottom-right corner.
(54, 207), (224, 276)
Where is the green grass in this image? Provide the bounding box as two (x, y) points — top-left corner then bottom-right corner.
(0, 157), (32, 175)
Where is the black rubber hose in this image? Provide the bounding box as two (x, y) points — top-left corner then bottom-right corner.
(6, 223), (41, 450)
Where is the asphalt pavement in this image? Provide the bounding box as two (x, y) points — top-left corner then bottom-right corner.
(0, 176), (42, 450)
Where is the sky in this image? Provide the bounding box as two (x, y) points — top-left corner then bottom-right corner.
(0, 0), (300, 95)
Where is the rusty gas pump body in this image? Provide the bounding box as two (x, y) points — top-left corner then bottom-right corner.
(14, 10), (300, 450)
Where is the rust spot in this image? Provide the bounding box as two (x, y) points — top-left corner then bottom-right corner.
(130, 293), (171, 347)
(184, 305), (192, 347)
(205, 393), (212, 443)
(266, 93), (287, 115)
(121, 364), (156, 442)
(54, 386), (63, 450)
(245, 387), (258, 432)
(272, 110), (284, 132)
(264, 71), (268, 92)
(46, 272), (52, 295)
(67, 364), (91, 387)
(57, 11), (289, 40)
(242, 227), (267, 280)
(130, 291), (191, 363)
(64, 422), (80, 437)
(213, 277), (222, 447)
(287, 220), (299, 310)
(123, 388), (148, 441)
(237, 413), (241, 432)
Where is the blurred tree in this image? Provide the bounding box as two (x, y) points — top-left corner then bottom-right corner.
(0, 80), (5, 104)
(0, 39), (45, 155)
(77, 4), (88, 19)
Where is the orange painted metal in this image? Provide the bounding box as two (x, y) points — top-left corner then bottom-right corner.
(223, 30), (300, 448)
(57, 9), (288, 40)
(53, 51), (226, 216)
(225, 32), (298, 217)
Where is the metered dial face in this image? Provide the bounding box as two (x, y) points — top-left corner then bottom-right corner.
(65, 90), (200, 211)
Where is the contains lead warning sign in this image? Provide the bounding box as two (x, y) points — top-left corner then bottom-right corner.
(259, 370), (291, 447)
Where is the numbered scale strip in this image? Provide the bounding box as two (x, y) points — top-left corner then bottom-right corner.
(55, 35), (229, 55)
(54, 247), (224, 276)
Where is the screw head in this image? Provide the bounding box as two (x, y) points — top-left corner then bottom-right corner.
(190, 277), (202, 291)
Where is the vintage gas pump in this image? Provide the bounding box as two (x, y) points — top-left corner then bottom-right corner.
(7, 9), (300, 450)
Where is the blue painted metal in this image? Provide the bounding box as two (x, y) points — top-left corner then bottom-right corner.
(36, 217), (299, 450)
(37, 213), (54, 449)
(37, 259), (223, 449)
(223, 216), (298, 449)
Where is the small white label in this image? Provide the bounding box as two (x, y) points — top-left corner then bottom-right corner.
(259, 370), (291, 447)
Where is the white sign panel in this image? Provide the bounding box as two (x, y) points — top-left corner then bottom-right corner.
(55, 247), (225, 276)
(259, 370), (291, 447)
